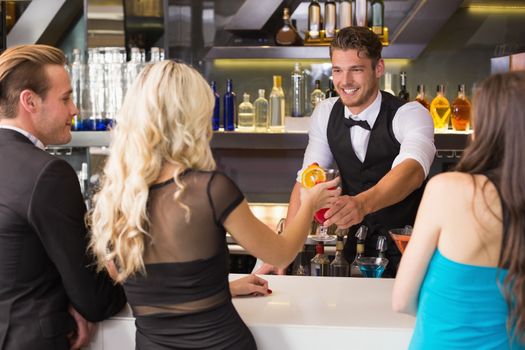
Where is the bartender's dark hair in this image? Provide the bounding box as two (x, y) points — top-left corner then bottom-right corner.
(0, 45), (66, 119)
(330, 26), (382, 68)
(456, 71), (525, 342)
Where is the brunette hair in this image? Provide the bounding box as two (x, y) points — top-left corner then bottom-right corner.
(330, 26), (382, 67)
(89, 60), (215, 282)
(456, 71), (525, 341)
(0, 44), (66, 119)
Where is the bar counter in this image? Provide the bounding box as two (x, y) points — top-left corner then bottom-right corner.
(87, 274), (415, 350)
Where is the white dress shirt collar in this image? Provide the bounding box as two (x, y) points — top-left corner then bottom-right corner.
(344, 90), (382, 128)
(0, 125), (46, 150)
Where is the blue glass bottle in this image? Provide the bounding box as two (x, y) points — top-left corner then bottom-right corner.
(210, 81), (220, 131)
(223, 79), (236, 131)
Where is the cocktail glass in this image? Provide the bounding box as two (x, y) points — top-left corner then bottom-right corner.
(389, 225), (413, 254)
(310, 168), (338, 242)
(356, 257), (389, 278)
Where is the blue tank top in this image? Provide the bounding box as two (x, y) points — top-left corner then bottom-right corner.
(409, 249), (524, 349)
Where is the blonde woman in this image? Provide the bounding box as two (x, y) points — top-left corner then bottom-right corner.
(89, 60), (339, 349)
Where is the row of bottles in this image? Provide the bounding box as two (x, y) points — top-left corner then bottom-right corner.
(210, 65), (338, 132)
(68, 47), (164, 131)
(294, 225), (387, 278)
(302, 0), (386, 44)
(382, 72), (472, 132)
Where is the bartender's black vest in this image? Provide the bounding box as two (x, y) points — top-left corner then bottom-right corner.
(327, 91), (425, 276)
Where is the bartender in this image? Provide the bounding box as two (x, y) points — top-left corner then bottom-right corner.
(286, 27), (435, 277)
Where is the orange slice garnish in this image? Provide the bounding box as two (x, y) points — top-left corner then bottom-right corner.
(301, 163), (326, 188)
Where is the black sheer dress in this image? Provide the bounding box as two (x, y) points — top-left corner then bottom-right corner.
(123, 170), (257, 349)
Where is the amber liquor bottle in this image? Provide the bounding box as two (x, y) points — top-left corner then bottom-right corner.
(276, 8), (303, 46)
(451, 84), (471, 131)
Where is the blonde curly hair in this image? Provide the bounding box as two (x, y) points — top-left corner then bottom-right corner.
(89, 60), (216, 282)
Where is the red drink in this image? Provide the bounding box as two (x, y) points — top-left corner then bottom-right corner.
(314, 208), (328, 224)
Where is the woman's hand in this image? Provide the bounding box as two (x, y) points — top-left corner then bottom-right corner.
(229, 274), (271, 297)
(300, 176), (341, 211)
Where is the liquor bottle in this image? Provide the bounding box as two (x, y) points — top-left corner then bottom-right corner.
(451, 84), (471, 131)
(415, 84), (430, 110)
(398, 71), (409, 102)
(86, 48), (105, 131)
(376, 235), (387, 259)
(324, 0), (337, 39)
(293, 246), (310, 276)
(291, 63), (305, 118)
(254, 89), (269, 132)
(383, 72), (395, 95)
(275, 7), (303, 46)
(350, 225), (368, 277)
(223, 79), (236, 131)
(126, 47), (144, 93)
(238, 93), (255, 131)
(310, 79), (325, 110)
(269, 75), (285, 132)
(430, 84), (451, 131)
(370, 0), (384, 36)
(308, 0), (321, 40)
(355, 0), (367, 27)
(339, 0), (353, 29)
(210, 81), (220, 131)
(70, 48), (84, 131)
(150, 47), (161, 62)
(311, 242), (330, 276)
(325, 76), (338, 98)
(330, 236), (350, 277)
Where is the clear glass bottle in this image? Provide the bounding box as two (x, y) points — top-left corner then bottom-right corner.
(223, 79), (236, 131)
(307, 0), (321, 40)
(398, 71), (409, 102)
(269, 75), (285, 132)
(370, 0), (384, 36)
(86, 48), (105, 131)
(451, 84), (471, 131)
(254, 89), (269, 132)
(126, 47), (143, 93)
(311, 242), (330, 276)
(415, 84), (430, 110)
(430, 84), (451, 131)
(376, 235), (387, 259)
(275, 7), (303, 46)
(330, 236), (350, 277)
(150, 47), (161, 62)
(210, 81), (220, 131)
(310, 79), (325, 110)
(339, 0), (353, 29)
(238, 93), (255, 131)
(383, 72), (395, 95)
(69, 48), (84, 131)
(324, 0), (337, 39)
(291, 63), (305, 117)
(350, 225), (368, 277)
(355, 0), (367, 27)
(325, 76), (338, 98)
(293, 246), (310, 276)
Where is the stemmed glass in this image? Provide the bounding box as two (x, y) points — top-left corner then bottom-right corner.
(310, 168), (338, 242)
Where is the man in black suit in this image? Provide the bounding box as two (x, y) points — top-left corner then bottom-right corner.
(0, 45), (126, 349)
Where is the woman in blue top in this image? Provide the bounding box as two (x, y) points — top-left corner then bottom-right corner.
(393, 71), (525, 349)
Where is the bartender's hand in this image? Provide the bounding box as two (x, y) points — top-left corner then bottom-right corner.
(230, 274), (272, 297)
(323, 195), (366, 229)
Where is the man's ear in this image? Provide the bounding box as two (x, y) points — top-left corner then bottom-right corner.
(375, 58), (385, 78)
(19, 89), (40, 113)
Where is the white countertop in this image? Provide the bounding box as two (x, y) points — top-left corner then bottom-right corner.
(88, 275), (415, 350)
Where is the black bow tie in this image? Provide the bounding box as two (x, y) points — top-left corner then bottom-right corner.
(343, 117), (371, 130)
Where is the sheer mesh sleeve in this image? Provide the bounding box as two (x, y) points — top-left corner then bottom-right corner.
(207, 172), (245, 225)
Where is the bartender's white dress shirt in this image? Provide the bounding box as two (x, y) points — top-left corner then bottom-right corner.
(296, 91), (436, 181)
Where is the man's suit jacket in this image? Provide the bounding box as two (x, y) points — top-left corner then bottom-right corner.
(0, 129), (126, 349)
